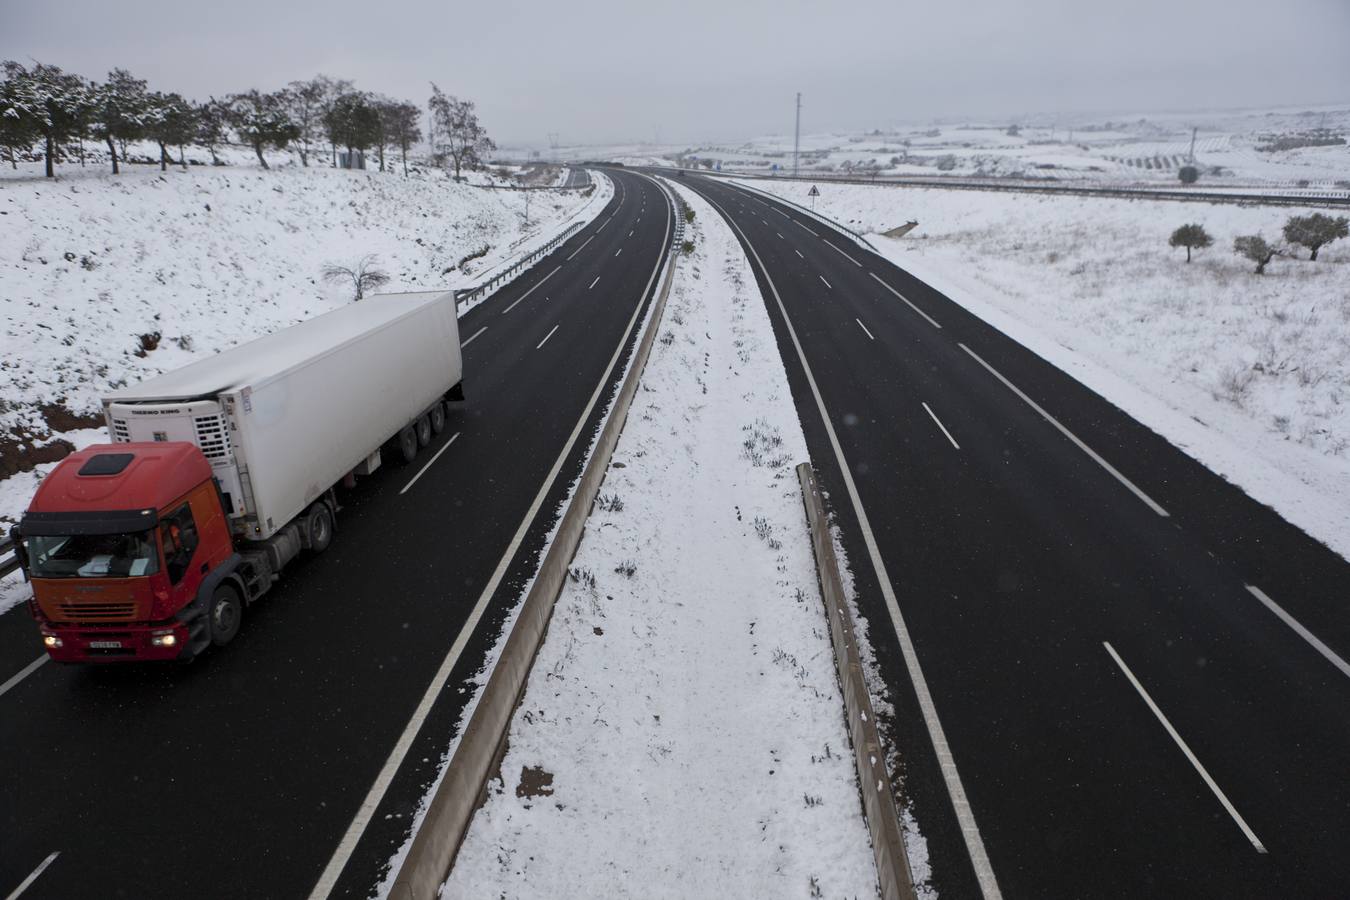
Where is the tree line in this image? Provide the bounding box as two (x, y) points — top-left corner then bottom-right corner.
(0, 62), (494, 180)
(1169, 213), (1348, 272)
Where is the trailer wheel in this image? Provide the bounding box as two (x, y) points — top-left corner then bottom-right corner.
(429, 402), (446, 435)
(306, 502), (334, 553)
(416, 414), (432, 448)
(209, 585), (243, 647)
(398, 426), (419, 464)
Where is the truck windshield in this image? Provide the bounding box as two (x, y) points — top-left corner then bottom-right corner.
(27, 531), (160, 579)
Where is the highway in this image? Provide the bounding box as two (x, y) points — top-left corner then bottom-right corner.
(673, 172), (1350, 899)
(0, 169), (673, 900)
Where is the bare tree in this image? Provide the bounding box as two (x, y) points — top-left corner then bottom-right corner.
(323, 255), (389, 301)
(286, 78), (327, 166)
(382, 101), (421, 176)
(428, 83), (494, 181)
(312, 75), (353, 166)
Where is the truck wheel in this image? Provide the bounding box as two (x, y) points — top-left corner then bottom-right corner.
(416, 414), (432, 447)
(306, 502), (334, 553)
(429, 403), (446, 435)
(398, 425), (418, 464)
(209, 585), (243, 647)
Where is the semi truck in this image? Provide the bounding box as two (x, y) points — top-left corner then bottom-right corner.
(13, 290), (463, 662)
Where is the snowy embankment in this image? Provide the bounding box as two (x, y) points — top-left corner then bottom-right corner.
(0, 158), (609, 612)
(740, 179), (1350, 560)
(440, 183), (879, 898)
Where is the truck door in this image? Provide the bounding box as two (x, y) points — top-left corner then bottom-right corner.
(159, 501), (203, 617)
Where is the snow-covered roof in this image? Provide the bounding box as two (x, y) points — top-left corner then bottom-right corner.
(105, 291), (452, 403)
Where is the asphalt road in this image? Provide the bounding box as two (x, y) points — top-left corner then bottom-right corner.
(674, 172), (1350, 899)
(561, 166), (591, 189)
(0, 169), (673, 900)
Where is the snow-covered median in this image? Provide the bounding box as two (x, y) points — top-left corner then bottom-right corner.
(0, 159), (609, 613)
(442, 183), (878, 898)
(740, 178), (1350, 560)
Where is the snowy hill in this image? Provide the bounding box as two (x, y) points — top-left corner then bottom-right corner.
(0, 154), (604, 537)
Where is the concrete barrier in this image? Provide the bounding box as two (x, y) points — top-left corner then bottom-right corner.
(388, 183), (679, 900)
(797, 462), (917, 900)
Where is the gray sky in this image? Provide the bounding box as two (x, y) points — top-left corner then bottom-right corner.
(4, 0), (1348, 146)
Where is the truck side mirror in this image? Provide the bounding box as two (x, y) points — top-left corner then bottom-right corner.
(9, 527), (29, 582)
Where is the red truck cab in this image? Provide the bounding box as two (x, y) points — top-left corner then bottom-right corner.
(18, 442), (237, 662)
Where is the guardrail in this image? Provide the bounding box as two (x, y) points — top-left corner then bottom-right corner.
(452, 219), (586, 310)
(388, 176), (681, 900)
(1, 536), (23, 580)
(797, 463), (916, 900)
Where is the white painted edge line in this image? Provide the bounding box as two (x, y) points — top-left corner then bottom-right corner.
(4, 851), (59, 900)
(0, 655), (48, 700)
(588, 276), (600, 290)
(566, 235), (594, 261)
(501, 266), (560, 315)
(825, 238), (863, 267)
(459, 326), (487, 348)
(773, 207), (790, 219)
(1245, 585), (1350, 679)
(868, 272), (942, 330)
(819, 275), (832, 289)
(700, 190), (1003, 899)
(1102, 641), (1267, 853)
(855, 318), (875, 341)
(400, 432), (462, 496)
(959, 343), (1170, 517)
(536, 324), (560, 350)
(307, 174), (674, 900)
(922, 402), (961, 450)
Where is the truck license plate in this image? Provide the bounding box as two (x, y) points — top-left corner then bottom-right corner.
(89, 640), (123, 649)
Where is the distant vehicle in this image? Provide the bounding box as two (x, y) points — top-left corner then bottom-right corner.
(13, 291), (463, 663)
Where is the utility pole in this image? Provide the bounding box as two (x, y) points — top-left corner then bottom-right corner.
(793, 92), (802, 178)
(1188, 126), (1197, 164)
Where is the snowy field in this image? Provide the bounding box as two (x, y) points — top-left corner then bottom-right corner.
(440, 183), (881, 899)
(0, 152), (610, 612)
(741, 178), (1350, 560)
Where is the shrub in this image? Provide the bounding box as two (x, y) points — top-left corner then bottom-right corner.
(1168, 223), (1213, 262)
(1233, 235), (1282, 275)
(1178, 165), (1199, 184)
(1282, 213), (1348, 261)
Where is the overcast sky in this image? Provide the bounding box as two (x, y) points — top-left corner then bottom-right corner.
(4, 0), (1348, 147)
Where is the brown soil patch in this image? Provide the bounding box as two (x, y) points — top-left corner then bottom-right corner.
(516, 765), (554, 799)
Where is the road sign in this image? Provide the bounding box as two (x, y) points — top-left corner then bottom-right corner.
(808, 185), (820, 197)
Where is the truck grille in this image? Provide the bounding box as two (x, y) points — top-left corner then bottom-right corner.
(194, 413), (232, 461)
(59, 602), (137, 621)
(111, 418), (131, 443)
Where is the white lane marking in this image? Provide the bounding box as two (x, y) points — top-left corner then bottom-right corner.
(501, 266), (560, 315)
(536, 324), (559, 349)
(869, 272), (942, 329)
(819, 275), (832, 289)
(459, 326), (486, 348)
(824, 238), (863, 267)
(4, 851), (59, 900)
(0, 656), (48, 700)
(761, 218), (769, 226)
(794, 218), (819, 237)
(614, 247), (622, 257)
(400, 432), (462, 495)
(1103, 641), (1267, 853)
(307, 174), (673, 900)
(598, 216), (611, 232)
(588, 276), (600, 290)
(959, 343), (1170, 517)
(699, 190), (1003, 899)
(1245, 585), (1350, 679)
(794, 249), (804, 259)
(855, 318), (875, 341)
(773, 207), (790, 219)
(923, 402), (961, 450)
(566, 235), (594, 260)
(629, 229), (634, 237)
(777, 232), (784, 239)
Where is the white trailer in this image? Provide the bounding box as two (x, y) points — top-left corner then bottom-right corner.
(102, 291), (462, 551)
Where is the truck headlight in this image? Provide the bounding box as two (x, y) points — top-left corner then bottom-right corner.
(151, 630), (178, 648)
(42, 634), (62, 649)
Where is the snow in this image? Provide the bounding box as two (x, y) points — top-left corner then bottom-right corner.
(740, 178), (1350, 561)
(440, 181), (879, 898)
(0, 155), (609, 614)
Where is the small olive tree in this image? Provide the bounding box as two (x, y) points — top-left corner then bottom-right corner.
(1168, 223), (1212, 262)
(1282, 213), (1348, 261)
(1233, 235), (1282, 275)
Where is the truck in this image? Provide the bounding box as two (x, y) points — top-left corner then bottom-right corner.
(13, 290), (463, 663)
